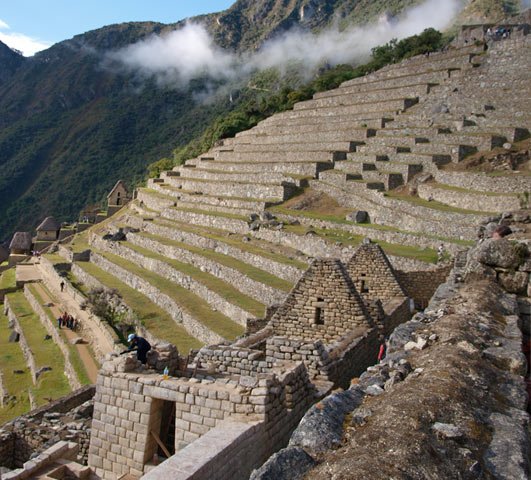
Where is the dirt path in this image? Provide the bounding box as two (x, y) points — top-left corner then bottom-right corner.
(32, 283), (99, 383)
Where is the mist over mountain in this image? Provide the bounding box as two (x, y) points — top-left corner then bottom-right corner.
(0, 0), (520, 241)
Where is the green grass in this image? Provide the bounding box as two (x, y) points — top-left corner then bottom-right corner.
(27, 284), (92, 386)
(270, 205), (474, 247)
(153, 217), (307, 269)
(92, 250), (246, 341)
(65, 271), (89, 297)
(43, 253), (69, 266)
(426, 182), (518, 196)
(70, 231), (91, 254)
(122, 241), (265, 317)
(0, 268), (16, 291)
(383, 191), (495, 215)
(141, 229), (294, 292)
(0, 311), (33, 425)
(6, 292), (71, 406)
(74, 261), (203, 353)
(282, 224), (438, 263)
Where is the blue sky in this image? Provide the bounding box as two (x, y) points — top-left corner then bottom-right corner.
(0, 1), (235, 56)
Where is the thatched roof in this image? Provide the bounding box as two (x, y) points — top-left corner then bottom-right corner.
(9, 231), (32, 251)
(107, 180), (128, 198)
(36, 216), (60, 232)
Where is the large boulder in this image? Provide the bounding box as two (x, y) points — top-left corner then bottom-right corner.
(469, 238), (526, 269)
(249, 447), (316, 480)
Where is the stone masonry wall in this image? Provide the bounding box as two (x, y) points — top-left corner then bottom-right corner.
(194, 346), (271, 376)
(397, 264), (453, 309)
(434, 170), (531, 193)
(126, 230), (287, 305)
(137, 220), (303, 283)
(90, 252), (224, 345)
(270, 259), (372, 343)
(3, 296), (38, 385)
(90, 233), (254, 326)
(161, 209), (250, 235)
(88, 357), (314, 479)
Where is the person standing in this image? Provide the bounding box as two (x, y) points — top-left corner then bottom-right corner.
(123, 333), (152, 364)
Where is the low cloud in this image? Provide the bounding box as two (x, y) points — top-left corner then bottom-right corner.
(106, 0), (462, 89)
(0, 18), (52, 56)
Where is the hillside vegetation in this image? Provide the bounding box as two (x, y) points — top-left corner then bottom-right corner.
(0, 0), (520, 241)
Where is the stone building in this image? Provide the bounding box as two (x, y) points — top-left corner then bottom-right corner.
(35, 216), (61, 241)
(107, 180), (129, 216)
(8, 232), (32, 267)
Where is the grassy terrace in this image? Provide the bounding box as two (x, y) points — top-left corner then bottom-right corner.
(425, 181), (519, 196)
(159, 184), (277, 204)
(6, 292), (70, 405)
(0, 268), (16, 291)
(140, 229), (294, 292)
(74, 261), (202, 353)
(167, 205), (248, 221)
(121, 242), (265, 317)
(154, 217), (307, 269)
(282, 224), (438, 263)
(270, 205), (474, 247)
(43, 253), (69, 266)
(384, 191), (495, 215)
(28, 284), (92, 385)
(92, 249), (246, 341)
(0, 311), (32, 424)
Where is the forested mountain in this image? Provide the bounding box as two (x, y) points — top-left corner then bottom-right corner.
(0, 0), (520, 240)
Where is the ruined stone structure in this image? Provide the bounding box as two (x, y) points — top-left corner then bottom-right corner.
(107, 180), (130, 216)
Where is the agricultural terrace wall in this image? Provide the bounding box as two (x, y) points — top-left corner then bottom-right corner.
(90, 234), (253, 326)
(126, 230), (287, 305)
(88, 358), (314, 479)
(417, 184), (520, 212)
(90, 252), (224, 345)
(3, 296), (38, 384)
(136, 221), (303, 283)
(161, 209), (250, 235)
(23, 285), (81, 390)
(434, 170), (531, 193)
(309, 180), (481, 240)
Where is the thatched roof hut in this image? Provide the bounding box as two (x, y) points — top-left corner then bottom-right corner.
(36, 216), (61, 232)
(9, 231), (32, 253)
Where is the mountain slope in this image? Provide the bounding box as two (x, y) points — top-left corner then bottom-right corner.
(0, 0), (520, 240)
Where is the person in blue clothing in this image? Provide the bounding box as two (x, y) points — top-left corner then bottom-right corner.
(122, 333), (151, 364)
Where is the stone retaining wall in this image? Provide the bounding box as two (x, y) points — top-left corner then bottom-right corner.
(57, 245), (91, 262)
(3, 296), (38, 385)
(194, 346), (272, 376)
(90, 252), (223, 345)
(434, 170), (531, 193)
(417, 183), (520, 212)
(161, 209), (250, 234)
(139, 221), (303, 283)
(90, 234), (255, 326)
(128, 230), (288, 305)
(23, 285), (81, 390)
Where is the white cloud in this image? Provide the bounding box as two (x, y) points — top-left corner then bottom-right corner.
(0, 31), (52, 56)
(106, 0), (461, 88)
(0, 18), (52, 56)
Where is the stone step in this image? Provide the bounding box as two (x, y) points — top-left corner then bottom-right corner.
(87, 249), (243, 344)
(318, 170), (386, 191)
(232, 140), (361, 153)
(295, 84), (431, 110)
(232, 128), (375, 144)
(91, 234), (266, 325)
(359, 171), (404, 190)
(216, 150), (344, 163)
(356, 145), (455, 164)
(363, 135), (431, 149)
(185, 159), (332, 176)
(314, 69), (452, 99)
(163, 175), (296, 201)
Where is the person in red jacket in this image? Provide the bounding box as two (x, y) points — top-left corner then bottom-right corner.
(377, 335), (387, 362)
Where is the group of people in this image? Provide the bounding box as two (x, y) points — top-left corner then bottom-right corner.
(486, 27), (512, 40)
(57, 311), (78, 331)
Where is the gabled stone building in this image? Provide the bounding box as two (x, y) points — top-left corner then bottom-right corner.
(107, 180), (129, 216)
(35, 216), (61, 241)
